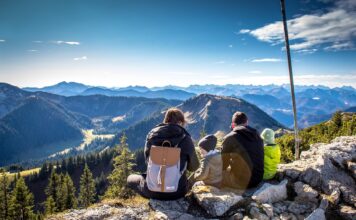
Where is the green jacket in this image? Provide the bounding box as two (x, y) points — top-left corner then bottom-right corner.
(263, 144), (281, 180)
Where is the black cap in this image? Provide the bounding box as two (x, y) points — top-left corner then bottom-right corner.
(198, 134), (217, 152)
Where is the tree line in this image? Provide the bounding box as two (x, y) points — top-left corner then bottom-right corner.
(0, 134), (136, 219)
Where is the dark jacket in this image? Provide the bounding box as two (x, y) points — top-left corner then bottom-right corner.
(144, 123), (200, 200)
(222, 125), (264, 188)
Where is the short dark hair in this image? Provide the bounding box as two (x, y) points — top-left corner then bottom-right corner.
(232, 111), (248, 126)
(164, 108), (186, 125)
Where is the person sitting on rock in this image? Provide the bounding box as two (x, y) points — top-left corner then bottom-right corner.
(221, 111), (264, 189)
(127, 107), (200, 200)
(189, 134), (222, 188)
(260, 128), (281, 180)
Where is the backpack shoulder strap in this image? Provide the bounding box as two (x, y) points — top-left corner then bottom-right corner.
(174, 133), (186, 148)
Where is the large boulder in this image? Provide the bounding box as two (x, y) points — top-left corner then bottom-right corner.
(192, 185), (244, 217)
(149, 198), (206, 220)
(149, 198), (189, 213)
(304, 199), (328, 220)
(251, 180), (288, 203)
(293, 181), (318, 203)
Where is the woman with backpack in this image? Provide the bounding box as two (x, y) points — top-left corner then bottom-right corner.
(127, 108), (200, 200)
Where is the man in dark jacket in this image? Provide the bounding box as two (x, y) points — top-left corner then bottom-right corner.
(127, 108), (200, 200)
(222, 112), (264, 189)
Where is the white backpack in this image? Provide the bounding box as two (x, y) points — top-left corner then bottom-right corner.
(146, 140), (186, 193)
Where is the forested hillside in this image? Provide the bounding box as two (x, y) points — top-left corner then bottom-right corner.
(277, 111), (356, 162)
(0, 96), (91, 166)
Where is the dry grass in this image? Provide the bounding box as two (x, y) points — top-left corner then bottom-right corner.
(101, 195), (149, 208)
(5, 167), (41, 181)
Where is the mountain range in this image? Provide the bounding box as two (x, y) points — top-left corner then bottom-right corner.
(24, 82), (195, 100)
(0, 83), (180, 166)
(23, 82), (356, 128)
(0, 82), (285, 166)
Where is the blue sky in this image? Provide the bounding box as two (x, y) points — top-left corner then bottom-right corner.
(0, 0), (355, 88)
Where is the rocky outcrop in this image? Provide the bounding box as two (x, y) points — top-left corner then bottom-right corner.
(47, 136), (355, 220)
(278, 136), (356, 219)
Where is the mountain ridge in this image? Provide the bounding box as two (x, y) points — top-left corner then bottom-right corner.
(113, 93), (285, 151)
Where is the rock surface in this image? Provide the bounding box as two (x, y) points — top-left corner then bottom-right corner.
(48, 136), (356, 220)
(46, 204), (149, 220)
(192, 185), (244, 217)
(252, 179), (288, 203)
(293, 181), (318, 202)
(149, 198), (204, 220)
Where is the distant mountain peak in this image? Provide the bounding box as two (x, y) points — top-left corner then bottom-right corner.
(189, 93), (241, 103)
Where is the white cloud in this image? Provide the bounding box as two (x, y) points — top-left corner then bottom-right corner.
(33, 40), (42, 43)
(251, 58), (282, 62)
(27, 49), (38, 52)
(214, 61), (226, 64)
(73, 56), (87, 61)
(65, 41), (80, 45)
(228, 45), (233, 48)
(239, 29), (250, 34)
(294, 48), (318, 54)
(54, 40), (80, 45)
(249, 70), (262, 74)
(0, 39), (5, 42)
(240, 2), (356, 52)
(324, 42), (355, 51)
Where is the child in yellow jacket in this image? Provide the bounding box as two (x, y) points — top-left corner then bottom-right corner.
(261, 128), (281, 180)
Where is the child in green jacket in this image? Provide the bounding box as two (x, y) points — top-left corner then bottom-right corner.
(261, 128), (281, 180)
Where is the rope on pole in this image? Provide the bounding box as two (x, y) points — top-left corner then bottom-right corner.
(280, 0), (300, 160)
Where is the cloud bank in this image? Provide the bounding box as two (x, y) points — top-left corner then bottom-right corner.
(240, 0), (356, 53)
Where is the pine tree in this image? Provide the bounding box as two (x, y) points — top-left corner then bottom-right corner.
(61, 173), (77, 210)
(44, 196), (56, 215)
(0, 171), (10, 220)
(199, 129), (207, 139)
(332, 111), (342, 127)
(45, 170), (60, 212)
(9, 177), (34, 220)
(55, 173), (66, 212)
(78, 164), (96, 207)
(105, 134), (135, 199)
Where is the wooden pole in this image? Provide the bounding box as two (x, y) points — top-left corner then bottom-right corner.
(280, 0), (300, 159)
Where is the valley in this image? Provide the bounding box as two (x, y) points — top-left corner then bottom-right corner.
(48, 129), (115, 159)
